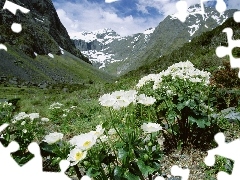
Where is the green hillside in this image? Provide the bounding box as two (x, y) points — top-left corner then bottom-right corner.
(0, 44), (115, 85)
(119, 17), (240, 86)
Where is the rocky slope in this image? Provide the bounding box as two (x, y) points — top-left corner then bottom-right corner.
(0, 0), (116, 85)
(0, 0), (90, 63)
(73, 4), (237, 76)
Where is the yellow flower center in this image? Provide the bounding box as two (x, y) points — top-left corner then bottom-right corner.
(83, 140), (91, 147)
(75, 151), (83, 161)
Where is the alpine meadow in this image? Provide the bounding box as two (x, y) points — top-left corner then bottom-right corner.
(0, 0), (240, 180)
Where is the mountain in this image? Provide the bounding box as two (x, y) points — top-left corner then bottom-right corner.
(0, 0), (90, 64)
(0, 0), (114, 85)
(119, 16), (240, 87)
(73, 4), (237, 76)
(72, 27), (155, 74)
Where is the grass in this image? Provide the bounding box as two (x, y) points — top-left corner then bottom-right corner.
(1, 44), (116, 84)
(1, 59), (240, 179)
(0, 82), (113, 135)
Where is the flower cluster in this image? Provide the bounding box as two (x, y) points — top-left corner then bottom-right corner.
(0, 101), (12, 108)
(12, 112), (41, 122)
(43, 132), (64, 144)
(99, 90), (156, 109)
(67, 124), (106, 166)
(136, 60), (211, 90)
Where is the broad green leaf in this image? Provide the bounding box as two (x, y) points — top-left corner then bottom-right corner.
(118, 148), (128, 160)
(137, 159), (155, 177)
(123, 171), (139, 180)
(114, 166), (124, 179)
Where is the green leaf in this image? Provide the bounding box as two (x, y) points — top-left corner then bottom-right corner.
(189, 116), (209, 128)
(177, 103), (185, 111)
(123, 171), (139, 180)
(172, 124), (180, 134)
(137, 159), (155, 177)
(118, 148), (128, 160)
(114, 166), (124, 180)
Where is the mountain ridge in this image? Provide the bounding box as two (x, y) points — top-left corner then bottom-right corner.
(73, 4), (237, 76)
(0, 0), (115, 85)
(0, 0), (90, 64)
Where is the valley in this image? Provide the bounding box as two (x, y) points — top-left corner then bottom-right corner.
(0, 0), (240, 180)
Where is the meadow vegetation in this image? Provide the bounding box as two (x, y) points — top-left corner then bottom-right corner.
(0, 60), (240, 180)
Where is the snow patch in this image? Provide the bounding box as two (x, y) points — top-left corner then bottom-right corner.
(143, 28), (155, 35)
(48, 53), (54, 58)
(59, 47), (64, 55)
(35, 18), (44, 23)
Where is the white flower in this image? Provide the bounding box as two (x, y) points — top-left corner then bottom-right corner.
(108, 128), (117, 135)
(137, 94), (156, 106)
(99, 90), (137, 110)
(166, 90), (173, 96)
(41, 117), (49, 122)
(28, 113), (39, 120)
(21, 121), (26, 126)
(157, 137), (165, 146)
(99, 135), (108, 142)
(63, 109), (70, 113)
(3, 102), (12, 107)
(13, 112), (28, 121)
(22, 129), (27, 133)
(43, 132), (63, 144)
(69, 132), (97, 150)
(99, 93), (116, 107)
(49, 102), (63, 109)
(141, 122), (162, 133)
(123, 90), (138, 104)
(67, 147), (87, 166)
(95, 124), (105, 137)
(136, 74), (159, 88)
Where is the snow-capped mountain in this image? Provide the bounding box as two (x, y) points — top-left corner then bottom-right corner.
(73, 4), (237, 76)
(72, 27), (155, 69)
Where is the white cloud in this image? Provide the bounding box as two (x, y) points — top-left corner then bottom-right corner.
(54, 0), (239, 38)
(105, 0), (119, 3)
(54, 1), (163, 37)
(136, 0), (202, 17)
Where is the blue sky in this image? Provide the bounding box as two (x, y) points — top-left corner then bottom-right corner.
(52, 0), (240, 37)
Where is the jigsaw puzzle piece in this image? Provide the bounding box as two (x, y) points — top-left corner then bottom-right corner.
(215, 0), (226, 13)
(216, 27), (240, 78)
(3, 0), (30, 15)
(2, 0), (30, 33)
(0, 140), (21, 177)
(0, 44), (7, 50)
(217, 171), (231, 180)
(205, 132), (240, 179)
(171, 165), (190, 180)
(234, 11), (240, 23)
(175, 0), (189, 22)
(21, 142), (43, 175)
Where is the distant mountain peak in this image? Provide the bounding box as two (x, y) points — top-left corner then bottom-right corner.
(143, 28), (155, 35)
(71, 28), (121, 42)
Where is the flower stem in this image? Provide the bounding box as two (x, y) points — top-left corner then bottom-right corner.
(73, 165), (82, 180)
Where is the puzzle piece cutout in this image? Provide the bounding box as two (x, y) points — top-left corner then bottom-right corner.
(174, 0), (226, 22)
(0, 123), (75, 180)
(3, 0), (30, 33)
(0, 0), (30, 51)
(216, 11), (240, 78)
(204, 132), (240, 179)
(154, 165), (190, 180)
